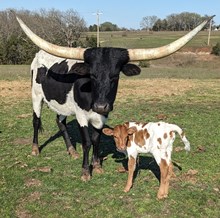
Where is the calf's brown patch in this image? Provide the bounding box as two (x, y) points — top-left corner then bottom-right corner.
(164, 133), (168, 139)
(134, 130), (145, 147)
(157, 138), (162, 145)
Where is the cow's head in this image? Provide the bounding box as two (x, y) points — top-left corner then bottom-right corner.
(16, 16), (214, 114)
(71, 47), (140, 114)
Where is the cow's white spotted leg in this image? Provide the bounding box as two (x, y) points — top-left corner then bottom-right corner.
(78, 125), (91, 181)
(91, 126), (104, 174)
(32, 112), (41, 155)
(56, 115), (79, 159)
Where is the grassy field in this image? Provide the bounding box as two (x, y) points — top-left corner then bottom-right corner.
(86, 30), (220, 49)
(0, 51), (220, 217)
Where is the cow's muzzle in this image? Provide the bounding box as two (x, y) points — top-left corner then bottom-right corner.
(93, 103), (111, 115)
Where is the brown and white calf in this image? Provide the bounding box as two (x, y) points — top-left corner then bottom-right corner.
(103, 121), (190, 199)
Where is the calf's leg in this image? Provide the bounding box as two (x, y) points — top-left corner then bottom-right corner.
(164, 162), (173, 197)
(124, 155), (136, 192)
(157, 158), (169, 199)
(56, 115), (79, 159)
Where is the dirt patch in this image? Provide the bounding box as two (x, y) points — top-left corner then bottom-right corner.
(180, 46), (212, 54)
(25, 178), (42, 187)
(117, 79), (196, 102)
(16, 192), (41, 218)
(0, 80), (31, 101)
(13, 137), (31, 146)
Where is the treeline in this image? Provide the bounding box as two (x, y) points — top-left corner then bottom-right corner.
(141, 12), (217, 31)
(0, 9), (218, 64)
(0, 9), (94, 64)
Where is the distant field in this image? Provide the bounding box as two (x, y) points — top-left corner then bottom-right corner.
(86, 30), (220, 49)
(0, 65), (30, 81)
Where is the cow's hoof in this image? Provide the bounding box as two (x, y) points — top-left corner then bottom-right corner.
(81, 169), (91, 182)
(68, 147), (79, 159)
(93, 163), (104, 174)
(32, 144), (40, 156)
(93, 166), (104, 174)
(117, 166), (127, 173)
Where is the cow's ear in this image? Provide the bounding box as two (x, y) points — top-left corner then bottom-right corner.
(121, 63), (141, 76)
(102, 128), (114, 136)
(71, 63), (90, 75)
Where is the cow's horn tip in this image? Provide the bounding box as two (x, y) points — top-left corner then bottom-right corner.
(210, 15), (215, 20)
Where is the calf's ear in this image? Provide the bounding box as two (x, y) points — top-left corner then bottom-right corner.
(121, 64), (141, 76)
(71, 63), (90, 75)
(127, 126), (137, 135)
(102, 128), (114, 136)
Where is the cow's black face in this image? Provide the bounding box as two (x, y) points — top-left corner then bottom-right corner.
(73, 47), (141, 115)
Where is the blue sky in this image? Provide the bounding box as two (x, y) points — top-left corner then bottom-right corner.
(0, 0), (219, 28)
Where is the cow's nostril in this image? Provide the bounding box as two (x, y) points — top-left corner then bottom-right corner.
(93, 103), (110, 114)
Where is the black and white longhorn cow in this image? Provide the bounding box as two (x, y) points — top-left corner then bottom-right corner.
(31, 49), (140, 181)
(17, 16), (213, 181)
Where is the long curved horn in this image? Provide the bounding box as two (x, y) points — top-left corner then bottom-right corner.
(128, 16), (215, 61)
(16, 17), (86, 60)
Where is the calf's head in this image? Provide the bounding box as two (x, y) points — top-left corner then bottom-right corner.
(103, 124), (137, 152)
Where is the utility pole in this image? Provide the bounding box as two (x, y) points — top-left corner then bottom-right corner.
(93, 10), (102, 47)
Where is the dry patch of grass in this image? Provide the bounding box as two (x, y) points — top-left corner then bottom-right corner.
(117, 78), (196, 102)
(0, 78), (197, 104)
(0, 80), (31, 101)
(1, 78), (218, 106)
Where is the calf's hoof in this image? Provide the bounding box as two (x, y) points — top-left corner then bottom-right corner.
(157, 192), (168, 200)
(68, 147), (79, 159)
(32, 144), (40, 156)
(124, 186), (131, 193)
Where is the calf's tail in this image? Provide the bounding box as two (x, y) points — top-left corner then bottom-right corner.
(170, 124), (190, 152)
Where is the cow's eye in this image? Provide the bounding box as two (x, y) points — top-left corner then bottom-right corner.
(90, 74), (97, 80)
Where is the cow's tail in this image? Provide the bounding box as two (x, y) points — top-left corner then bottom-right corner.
(170, 124), (190, 152)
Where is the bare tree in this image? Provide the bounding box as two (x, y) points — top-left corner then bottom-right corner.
(36, 9), (87, 47)
(61, 9), (87, 47)
(140, 15), (158, 31)
(0, 8), (87, 64)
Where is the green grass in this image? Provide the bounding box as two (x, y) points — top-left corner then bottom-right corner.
(0, 53), (220, 217)
(92, 30), (220, 49)
(0, 65), (30, 80)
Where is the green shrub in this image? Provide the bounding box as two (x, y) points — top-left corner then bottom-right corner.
(211, 42), (220, 56)
(85, 36), (97, 47)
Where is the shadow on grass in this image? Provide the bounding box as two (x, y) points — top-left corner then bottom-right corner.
(38, 118), (185, 184)
(38, 118), (117, 158)
(115, 156), (161, 183)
